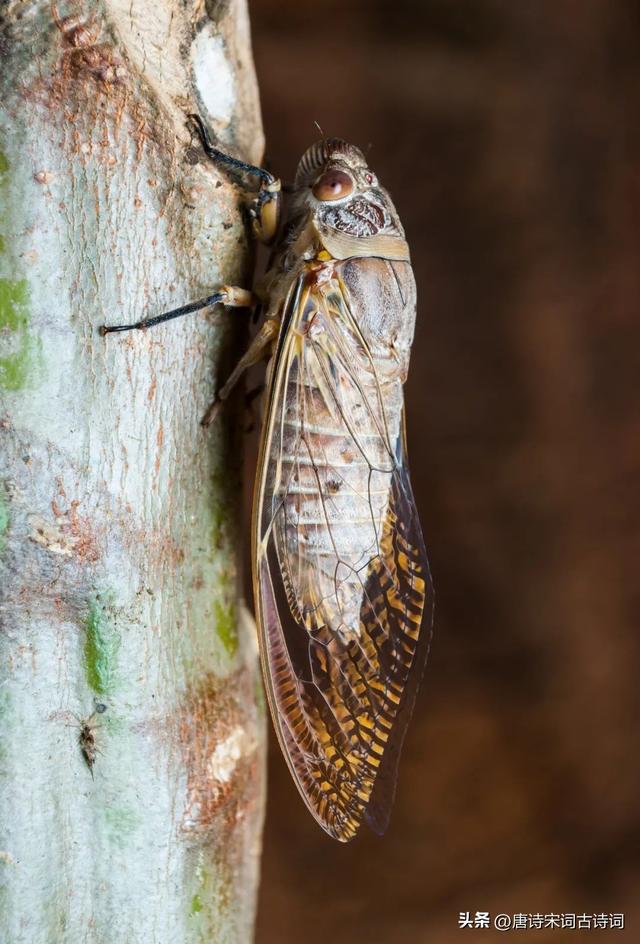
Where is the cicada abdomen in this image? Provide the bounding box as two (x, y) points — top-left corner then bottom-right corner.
(101, 119), (433, 842)
(254, 140), (433, 841)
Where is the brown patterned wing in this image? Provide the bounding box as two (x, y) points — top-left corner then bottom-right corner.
(253, 273), (433, 841)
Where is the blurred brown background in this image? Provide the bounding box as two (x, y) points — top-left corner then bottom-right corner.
(248, 2), (640, 941)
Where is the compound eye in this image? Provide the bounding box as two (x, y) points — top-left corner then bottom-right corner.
(312, 169), (354, 202)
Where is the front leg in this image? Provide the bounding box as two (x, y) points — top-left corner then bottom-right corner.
(100, 113), (279, 337)
(188, 114), (282, 245)
(100, 286), (256, 335)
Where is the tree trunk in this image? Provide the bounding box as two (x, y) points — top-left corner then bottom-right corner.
(0, 2), (266, 941)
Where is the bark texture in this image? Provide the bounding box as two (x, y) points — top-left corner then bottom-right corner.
(0, 2), (266, 942)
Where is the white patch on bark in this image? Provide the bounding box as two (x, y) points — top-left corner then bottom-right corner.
(192, 29), (236, 129)
(208, 724), (250, 783)
(28, 514), (77, 556)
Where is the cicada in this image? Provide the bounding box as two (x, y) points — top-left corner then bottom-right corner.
(102, 116), (434, 841)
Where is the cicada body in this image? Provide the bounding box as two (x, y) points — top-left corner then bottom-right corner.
(253, 140), (433, 841)
(102, 120), (433, 842)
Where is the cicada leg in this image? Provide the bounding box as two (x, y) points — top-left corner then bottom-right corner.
(100, 113), (279, 335)
(187, 113), (282, 245)
(99, 286), (256, 334)
(201, 318), (279, 427)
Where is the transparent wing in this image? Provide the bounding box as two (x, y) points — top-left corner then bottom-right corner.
(253, 272), (433, 841)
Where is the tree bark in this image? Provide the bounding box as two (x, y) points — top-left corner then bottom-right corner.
(0, 2), (266, 941)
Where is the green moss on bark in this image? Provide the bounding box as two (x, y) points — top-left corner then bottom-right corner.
(214, 599), (238, 657)
(0, 278), (35, 391)
(84, 597), (121, 696)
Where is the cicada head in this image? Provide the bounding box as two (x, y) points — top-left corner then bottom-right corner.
(292, 138), (404, 240)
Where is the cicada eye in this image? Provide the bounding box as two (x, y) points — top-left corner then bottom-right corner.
(312, 169), (354, 202)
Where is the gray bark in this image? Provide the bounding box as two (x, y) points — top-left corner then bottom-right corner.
(0, 1), (266, 941)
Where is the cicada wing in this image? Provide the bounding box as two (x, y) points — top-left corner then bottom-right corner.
(359, 447), (433, 836)
(253, 273), (433, 841)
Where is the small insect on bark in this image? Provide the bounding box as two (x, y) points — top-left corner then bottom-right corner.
(77, 703), (107, 777)
(102, 116), (434, 841)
